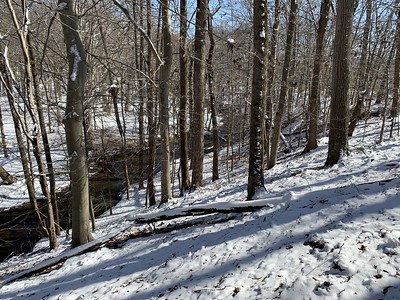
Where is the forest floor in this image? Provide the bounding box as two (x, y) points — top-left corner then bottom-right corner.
(0, 113), (400, 299)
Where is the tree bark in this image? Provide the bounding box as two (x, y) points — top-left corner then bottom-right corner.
(207, 13), (220, 182)
(391, 5), (400, 120)
(159, 0), (173, 203)
(0, 166), (17, 184)
(0, 49), (44, 230)
(191, 0), (208, 189)
(348, 0), (372, 136)
(304, 0), (331, 153)
(58, 0), (94, 247)
(325, 0), (355, 166)
(179, 0), (190, 195)
(247, 0), (267, 200)
(265, 0), (281, 162)
(268, 0), (298, 169)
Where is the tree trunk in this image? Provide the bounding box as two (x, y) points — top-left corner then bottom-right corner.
(137, 0), (145, 190)
(179, 0), (190, 195)
(146, 0), (157, 206)
(348, 0), (372, 136)
(247, 0), (267, 200)
(0, 105), (8, 158)
(304, 0), (331, 153)
(268, 0), (298, 169)
(265, 0), (281, 162)
(391, 5), (400, 121)
(159, 0), (173, 203)
(325, 0), (355, 166)
(0, 49), (44, 230)
(191, 0), (208, 189)
(58, 0), (94, 247)
(207, 13), (220, 182)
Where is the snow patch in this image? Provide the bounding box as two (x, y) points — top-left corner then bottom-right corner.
(69, 44), (81, 81)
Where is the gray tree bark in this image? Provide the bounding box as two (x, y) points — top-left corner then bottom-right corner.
(159, 0), (173, 203)
(325, 0), (355, 166)
(179, 0), (191, 195)
(304, 0), (331, 153)
(146, 0), (157, 206)
(268, 0), (298, 169)
(348, 0), (372, 136)
(207, 13), (220, 182)
(247, 0), (267, 200)
(191, 0), (208, 189)
(58, 0), (94, 247)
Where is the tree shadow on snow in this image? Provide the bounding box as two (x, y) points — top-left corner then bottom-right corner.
(2, 178), (399, 299)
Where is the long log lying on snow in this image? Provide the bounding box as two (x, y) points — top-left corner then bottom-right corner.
(130, 200), (274, 223)
(1, 200), (275, 284)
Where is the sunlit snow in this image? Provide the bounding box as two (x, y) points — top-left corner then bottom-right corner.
(0, 95), (399, 299)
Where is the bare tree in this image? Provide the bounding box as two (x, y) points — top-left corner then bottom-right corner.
(179, 0), (190, 194)
(146, 0), (157, 206)
(304, 0), (332, 153)
(265, 0), (281, 163)
(207, 9), (220, 182)
(325, 0), (355, 166)
(391, 3), (400, 127)
(268, 0), (298, 169)
(159, 0), (173, 203)
(247, 0), (267, 200)
(58, 0), (94, 247)
(348, 0), (372, 136)
(191, 0), (208, 189)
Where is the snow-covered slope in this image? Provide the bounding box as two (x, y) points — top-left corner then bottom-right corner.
(0, 118), (399, 300)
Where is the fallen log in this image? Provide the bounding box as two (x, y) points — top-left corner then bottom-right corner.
(0, 212), (241, 285)
(131, 200), (274, 223)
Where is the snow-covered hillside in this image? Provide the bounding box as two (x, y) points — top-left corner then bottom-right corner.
(0, 118), (400, 300)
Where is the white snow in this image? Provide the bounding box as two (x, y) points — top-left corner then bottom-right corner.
(0, 101), (400, 299)
(57, 2), (68, 11)
(227, 38), (235, 44)
(69, 44), (81, 81)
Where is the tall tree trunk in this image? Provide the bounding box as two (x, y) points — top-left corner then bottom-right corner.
(159, 0), (173, 203)
(0, 105), (8, 158)
(0, 49), (44, 231)
(27, 30), (59, 243)
(325, 0), (355, 166)
(207, 13), (220, 182)
(6, 0), (57, 248)
(265, 0), (281, 162)
(58, 0), (94, 247)
(137, 0), (145, 190)
(179, 0), (190, 195)
(146, 0), (157, 206)
(391, 5), (400, 121)
(268, 0), (297, 169)
(191, 0), (208, 189)
(304, 0), (331, 153)
(247, 0), (267, 200)
(348, 0), (372, 136)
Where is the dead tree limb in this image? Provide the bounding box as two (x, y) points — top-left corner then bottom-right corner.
(0, 166), (17, 184)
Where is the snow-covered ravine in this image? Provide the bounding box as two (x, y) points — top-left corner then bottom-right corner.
(0, 118), (399, 300)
